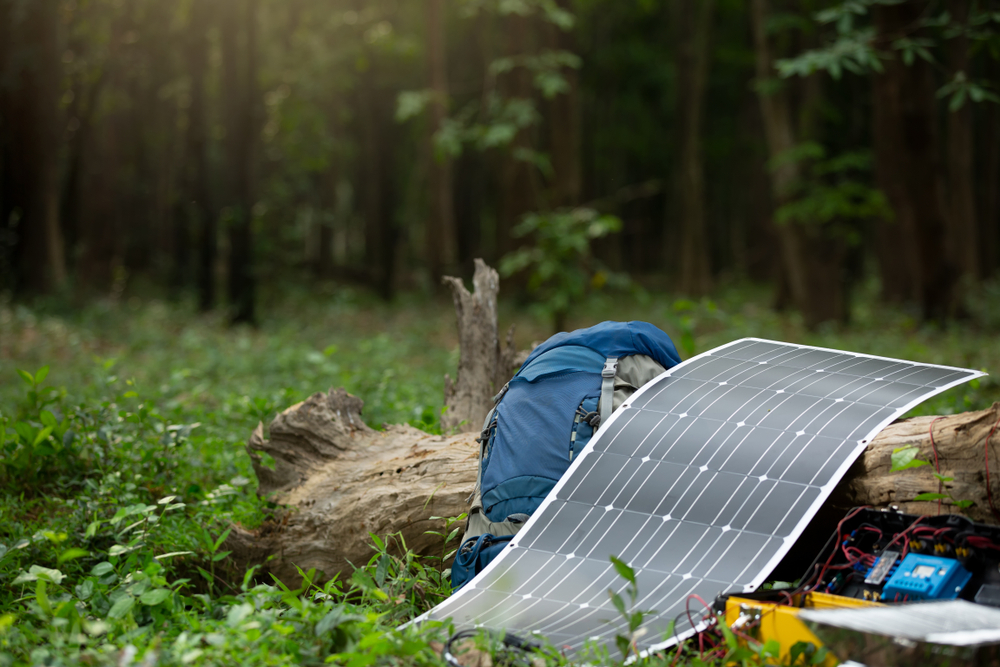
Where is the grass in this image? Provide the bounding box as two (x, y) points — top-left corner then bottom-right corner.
(1, 275), (999, 666)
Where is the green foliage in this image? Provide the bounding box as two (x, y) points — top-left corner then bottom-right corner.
(889, 447), (975, 510)
(2, 283), (999, 666)
(771, 143), (891, 244)
(500, 208), (627, 332)
(889, 445), (930, 472)
(776, 1), (1000, 110)
(607, 555), (655, 660)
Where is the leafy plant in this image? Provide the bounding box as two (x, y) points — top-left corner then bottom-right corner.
(771, 143), (890, 245)
(607, 555), (655, 660)
(890, 445), (974, 510)
(500, 208), (626, 333)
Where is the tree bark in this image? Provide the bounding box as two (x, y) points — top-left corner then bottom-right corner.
(946, 0), (979, 283)
(545, 0), (581, 209)
(187, 0), (217, 311)
(426, 0), (457, 289)
(831, 403), (1000, 525)
(441, 259), (517, 433)
(222, 0), (258, 324)
(749, 0), (846, 327)
(674, 0), (714, 296)
(228, 386), (1000, 589)
(357, 53), (397, 301)
(11, 0), (67, 294)
(496, 12), (537, 258)
(979, 42), (999, 279)
(872, 1), (955, 320)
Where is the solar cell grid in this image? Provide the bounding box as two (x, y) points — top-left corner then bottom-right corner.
(413, 338), (984, 657)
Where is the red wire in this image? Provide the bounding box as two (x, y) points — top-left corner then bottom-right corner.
(986, 416), (1000, 524)
(929, 416), (944, 514)
(810, 506), (868, 592)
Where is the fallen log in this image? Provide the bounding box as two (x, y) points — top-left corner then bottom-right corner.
(225, 262), (1000, 587)
(228, 388), (1000, 588)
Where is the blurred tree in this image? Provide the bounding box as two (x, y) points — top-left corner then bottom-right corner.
(186, 0), (217, 311)
(947, 0), (979, 283)
(426, 0), (456, 287)
(777, 0), (1000, 319)
(674, 0), (714, 296)
(751, 0), (853, 327)
(2, 0), (67, 294)
(222, 0), (259, 323)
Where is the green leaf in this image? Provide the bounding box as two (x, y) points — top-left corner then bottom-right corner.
(211, 550), (232, 562)
(374, 554), (390, 587)
(760, 638), (781, 660)
(609, 555), (636, 586)
(913, 492), (948, 501)
(36, 580), (52, 616)
(32, 426), (53, 447)
(139, 589), (171, 606)
(107, 595), (135, 620)
(58, 548), (89, 564)
(39, 410), (57, 428)
(609, 590), (627, 619)
(16, 369), (34, 386)
(34, 366), (49, 384)
(28, 565), (64, 584)
(75, 580), (95, 601)
(615, 635), (631, 659)
(954, 499), (974, 509)
(92, 562), (114, 576)
(226, 602), (253, 627)
(212, 527), (231, 553)
(890, 446), (930, 472)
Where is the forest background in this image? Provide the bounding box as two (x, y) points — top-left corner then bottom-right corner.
(3, 0), (999, 327)
(3, 0), (1000, 666)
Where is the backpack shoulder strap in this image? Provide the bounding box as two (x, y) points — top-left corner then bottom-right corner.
(599, 357), (619, 427)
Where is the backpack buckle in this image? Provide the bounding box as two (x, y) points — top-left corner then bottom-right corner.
(602, 359), (618, 378)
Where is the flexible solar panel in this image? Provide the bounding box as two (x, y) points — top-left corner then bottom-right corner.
(414, 338), (984, 657)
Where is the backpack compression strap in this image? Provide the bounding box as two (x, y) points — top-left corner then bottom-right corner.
(599, 357), (618, 428)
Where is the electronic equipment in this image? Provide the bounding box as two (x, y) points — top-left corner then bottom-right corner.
(799, 508), (1000, 606)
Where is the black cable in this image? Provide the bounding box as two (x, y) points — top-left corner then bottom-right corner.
(443, 628), (544, 667)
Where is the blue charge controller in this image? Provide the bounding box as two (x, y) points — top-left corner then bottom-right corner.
(882, 553), (972, 602)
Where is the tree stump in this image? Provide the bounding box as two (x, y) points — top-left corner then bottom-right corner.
(441, 259), (517, 433)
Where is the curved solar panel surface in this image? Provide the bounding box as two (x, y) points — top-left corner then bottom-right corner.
(414, 338), (983, 656)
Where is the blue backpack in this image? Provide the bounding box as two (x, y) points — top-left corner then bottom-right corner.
(451, 321), (681, 591)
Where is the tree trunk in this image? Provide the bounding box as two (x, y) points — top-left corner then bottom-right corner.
(187, 0), (217, 312)
(441, 259), (517, 433)
(674, 0), (714, 297)
(545, 0), (581, 209)
(749, 0), (845, 328)
(872, 1), (955, 320)
(11, 0), (67, 294)
(357, 56), (396, 301)
(426, 0), (456, 289)
(946, 0), (979, 283)
(980, 50), (999, 279)
(496, 12), (537, 258)
(222, 0), (257, 324)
